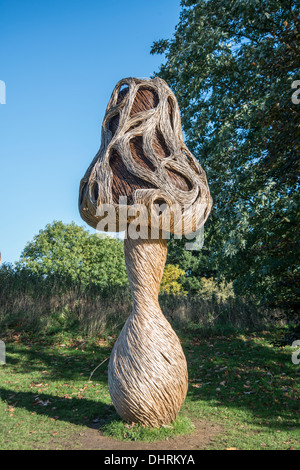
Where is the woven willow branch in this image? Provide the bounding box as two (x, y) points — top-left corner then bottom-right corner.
(79, 77), (212, 427)
(108, 237), (188, 427)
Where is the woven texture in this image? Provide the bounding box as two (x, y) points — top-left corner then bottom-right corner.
(79, 77), (212, 233)
(108, 237), (188, 427)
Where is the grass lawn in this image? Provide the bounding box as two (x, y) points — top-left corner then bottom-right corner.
(0, 326), (299, 450)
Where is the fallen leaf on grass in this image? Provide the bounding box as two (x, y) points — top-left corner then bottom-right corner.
(124, 422), (136, 429)
(33, 398), (51, 406)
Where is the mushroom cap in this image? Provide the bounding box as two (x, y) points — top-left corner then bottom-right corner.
(79, 77), (212, 235)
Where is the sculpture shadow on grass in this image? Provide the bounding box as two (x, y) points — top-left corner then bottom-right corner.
(0, 387), (118, 429)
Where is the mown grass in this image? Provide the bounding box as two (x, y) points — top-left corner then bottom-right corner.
(0, 326), (299, 450)
(101, 416), (194, 442)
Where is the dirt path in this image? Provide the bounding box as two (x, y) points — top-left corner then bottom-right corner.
(48, 420), (222, 450)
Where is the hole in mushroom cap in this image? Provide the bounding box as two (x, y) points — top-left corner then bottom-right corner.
(154, 198), (166, 206)
(130, 86), (159, 116)
(109, 150), (156, 204)
(109, 86), (129, 136)
(117, 85), (129, 104)
(130, 136), (155, 171)
(153, 198), (168, 214)
(109, 113), (119, 136)
(92, 182), (99, 201)
(152, 128), (171, 158)
(166, 168), (192, 191)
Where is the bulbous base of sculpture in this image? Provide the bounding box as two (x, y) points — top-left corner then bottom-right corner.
(108, 305), (188, 427)
(108, 237), (188, 427)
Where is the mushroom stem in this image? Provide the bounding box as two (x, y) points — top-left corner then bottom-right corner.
(108, 236), (188, 427)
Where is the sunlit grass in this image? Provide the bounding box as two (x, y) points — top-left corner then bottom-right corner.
(0, 327), (299, 449)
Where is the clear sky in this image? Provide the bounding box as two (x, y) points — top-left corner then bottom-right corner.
(0, 0), (181, 264)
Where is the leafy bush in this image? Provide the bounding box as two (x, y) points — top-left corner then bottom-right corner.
(16, 221), (128, 289)
(198, 277), (234, 302)
(160, 264), (186, 295)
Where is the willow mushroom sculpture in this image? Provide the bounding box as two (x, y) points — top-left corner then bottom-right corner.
(79, 77), (212, 427)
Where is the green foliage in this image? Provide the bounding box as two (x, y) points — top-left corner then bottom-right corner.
(151, 0), (300, 317)
(199, 277), (234, 302)
(16, 221), (128, 290)
(160, 264), (186, 295)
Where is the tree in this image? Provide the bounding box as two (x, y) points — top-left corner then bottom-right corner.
(160, 264), (186, 295)
(151, 0), (300, 316)
(17, 221), (128, 290)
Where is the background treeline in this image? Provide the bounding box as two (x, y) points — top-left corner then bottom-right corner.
(0, 221), (287, 338)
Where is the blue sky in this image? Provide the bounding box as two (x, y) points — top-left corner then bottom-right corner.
(0, 0), (181, 263)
